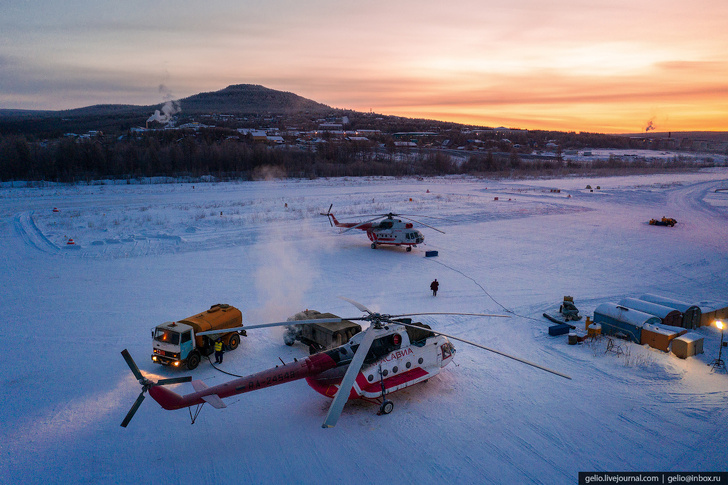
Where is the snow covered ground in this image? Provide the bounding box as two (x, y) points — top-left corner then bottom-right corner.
(1, 170), (727, 484)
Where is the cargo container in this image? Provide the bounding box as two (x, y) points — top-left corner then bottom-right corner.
(640, 323), (682, 352)
(548, 323), (571, 336)
(671, 332), (704, 359)
(697, 301), (728, 327)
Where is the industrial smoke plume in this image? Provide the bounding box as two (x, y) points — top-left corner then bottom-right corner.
(147, 84), (181, 124)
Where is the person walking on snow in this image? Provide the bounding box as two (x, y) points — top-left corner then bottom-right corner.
(430, 279), (439, 296)
(214, 337), (225, 364)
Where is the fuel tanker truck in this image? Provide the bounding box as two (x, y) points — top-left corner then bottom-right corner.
(151, 303), (246, 370)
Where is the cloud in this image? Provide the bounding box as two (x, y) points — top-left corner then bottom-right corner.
(0, 55), (157, 109)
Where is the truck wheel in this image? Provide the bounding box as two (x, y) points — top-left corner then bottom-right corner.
(186, 351), (201, 370)
(227, 333), (240, 351)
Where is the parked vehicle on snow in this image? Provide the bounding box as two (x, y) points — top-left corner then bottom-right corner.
(649, 217), (677, 227)
(284, 309), (362, 354)
(152, 303), (246, 370)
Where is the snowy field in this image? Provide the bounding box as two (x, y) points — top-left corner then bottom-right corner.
(1, 170), (728, 484)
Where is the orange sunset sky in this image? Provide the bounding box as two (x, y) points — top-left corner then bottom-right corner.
(1, 0), (727, 133)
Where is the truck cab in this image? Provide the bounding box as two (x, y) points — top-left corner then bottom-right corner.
(152, 321), (201, 368)
(151, 304), (245, 370)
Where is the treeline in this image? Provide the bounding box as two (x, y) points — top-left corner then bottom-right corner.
(0, 129), (715, 183)
(0, 129), (428, 181)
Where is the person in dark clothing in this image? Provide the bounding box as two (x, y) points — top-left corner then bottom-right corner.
(430, 279), (439, 296)
(214, 338), (225, 364)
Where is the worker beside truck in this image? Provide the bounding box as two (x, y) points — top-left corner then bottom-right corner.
(152, 303), (246, 370)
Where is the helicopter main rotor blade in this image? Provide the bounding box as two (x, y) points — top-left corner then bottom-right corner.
(156, 376), (193, 386)
(121, 349), (144, 381)
(121, 392), (146, 428)
(197, 318), (343, 336)
(338, 296), (372, 314)
(394, 213), (449, 221)
(322, 326), (378, 428)
(388, 312), (510, 319)
(394, 322), (571, 380)
(397, 215), (445, 234)
(340, 216), (382, 234)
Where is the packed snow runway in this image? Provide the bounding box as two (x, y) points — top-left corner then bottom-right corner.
(1, 170), (727, 484)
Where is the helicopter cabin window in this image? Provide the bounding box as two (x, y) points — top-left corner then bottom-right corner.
(181, 331), (191, 344)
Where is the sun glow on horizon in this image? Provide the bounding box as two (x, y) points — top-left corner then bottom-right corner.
(1, 0), (727, 134)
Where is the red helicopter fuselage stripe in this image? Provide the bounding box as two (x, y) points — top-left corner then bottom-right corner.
(304, 366), (431, 400)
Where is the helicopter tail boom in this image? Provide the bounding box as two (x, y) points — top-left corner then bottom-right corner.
(147, 352), (341, 411)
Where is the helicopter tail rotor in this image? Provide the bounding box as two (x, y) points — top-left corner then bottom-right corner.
(320, 204), (334, 227)
(120, 349), (192, 427)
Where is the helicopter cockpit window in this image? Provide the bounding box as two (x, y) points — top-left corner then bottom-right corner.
(441, 343), (453, 360)
(154, 328), (180, 345)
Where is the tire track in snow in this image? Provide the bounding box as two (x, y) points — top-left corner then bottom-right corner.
(13, 211), (60, 253)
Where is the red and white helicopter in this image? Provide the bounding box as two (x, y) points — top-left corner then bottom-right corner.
(121, 298), (571, 428)
(320, 205), (444, 251)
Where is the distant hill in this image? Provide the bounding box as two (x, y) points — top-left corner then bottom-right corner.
(0, 84), (335, 136)
(179, 84), (331, 114)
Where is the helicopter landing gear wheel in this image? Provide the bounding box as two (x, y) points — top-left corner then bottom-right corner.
(380, 400), (394, 415)
(371, 243), (377, 249)
(406, 246), (412, 252)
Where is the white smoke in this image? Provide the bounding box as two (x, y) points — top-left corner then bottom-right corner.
(248, 224), (318, 325)
(147, 84), (181, 124)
